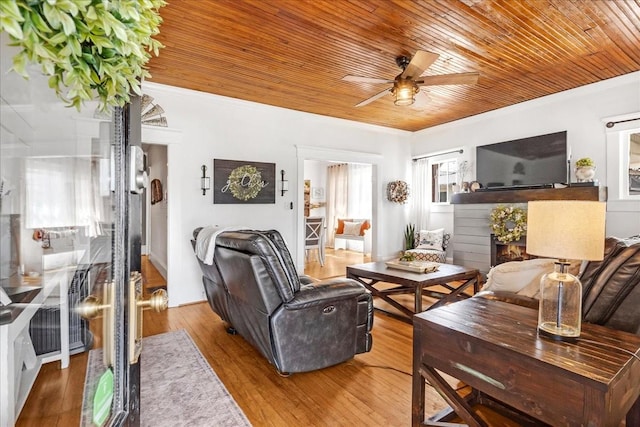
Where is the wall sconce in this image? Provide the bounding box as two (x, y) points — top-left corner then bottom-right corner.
(201, 165), (210, 196)
(280, 169), (288, 196)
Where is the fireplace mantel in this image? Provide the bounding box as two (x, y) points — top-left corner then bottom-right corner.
(451, 185), (607, 275)
(451, 186), (606, 204)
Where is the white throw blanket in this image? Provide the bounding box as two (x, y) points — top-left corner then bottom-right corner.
(195, 225), (248, 265)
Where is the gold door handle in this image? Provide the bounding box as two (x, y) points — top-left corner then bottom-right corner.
(138, 289), (168, 312)
(76, 283), (115, 367)
(75, 295), (110, 319)
(129, 272), (168, 363)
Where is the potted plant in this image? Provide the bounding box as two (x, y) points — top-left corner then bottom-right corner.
(404, 223), (416, 250)
(0, 0), (166, 111)
(575, 157), (596, 182)
(399, 251), (416, 263)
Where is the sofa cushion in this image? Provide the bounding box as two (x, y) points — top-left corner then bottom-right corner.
(416, 228), (444, 250)
(481, 258), (556, 295)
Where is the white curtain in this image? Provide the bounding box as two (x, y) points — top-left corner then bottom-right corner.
(347, 163), (372, 219)
(25, 157), (105, 236)
(410, 158), (431, 230)
(325, 163), (349, 246)
(325, 163), (372, 249)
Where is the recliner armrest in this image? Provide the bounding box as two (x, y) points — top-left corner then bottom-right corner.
(286, 279), (368, 310)
(298, 274), (318, 285)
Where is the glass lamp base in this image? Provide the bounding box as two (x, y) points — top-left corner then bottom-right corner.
(538, 323), (579, 342)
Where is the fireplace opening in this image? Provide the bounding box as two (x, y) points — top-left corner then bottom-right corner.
(490, 234), (536, 266)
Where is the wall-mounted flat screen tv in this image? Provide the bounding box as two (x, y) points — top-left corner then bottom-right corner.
(476, 131), (567, 189)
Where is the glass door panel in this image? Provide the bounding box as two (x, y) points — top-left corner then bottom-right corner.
(1, 32), (141, 426)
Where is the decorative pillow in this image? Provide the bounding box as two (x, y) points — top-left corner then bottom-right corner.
(416, 229), (445, 250)
(336, 218), (349, 234)
(359, 220), (371, 236)
(515, 259), (585, 298)
(337, 218), (371, 236)
(343, 221), (363, 236)
(481, 258), (556, 294)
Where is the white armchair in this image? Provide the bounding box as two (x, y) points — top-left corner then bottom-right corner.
(405, 228), (451, 263)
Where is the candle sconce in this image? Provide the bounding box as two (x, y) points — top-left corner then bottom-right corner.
(201, 165), (210, 196)
(280, 170), (288, 196)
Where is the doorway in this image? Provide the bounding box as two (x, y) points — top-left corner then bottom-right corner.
(296, 146), (383, 272)
(141, 143), (168, 295)
(303, 160), (373, 276)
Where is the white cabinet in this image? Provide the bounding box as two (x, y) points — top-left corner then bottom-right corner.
(0, 264), (74, 427)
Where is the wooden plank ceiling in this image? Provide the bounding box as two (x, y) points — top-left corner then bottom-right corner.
(148, 0), (640, 132)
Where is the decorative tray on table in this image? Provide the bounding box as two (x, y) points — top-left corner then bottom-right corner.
(385, 260), (440, 274)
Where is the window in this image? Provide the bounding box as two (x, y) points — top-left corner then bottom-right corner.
(431, 159), (457, 203)
(629, 132), (640, 195)
(604, 114), (640, 201)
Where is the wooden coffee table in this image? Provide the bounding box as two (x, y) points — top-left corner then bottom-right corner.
(346, 261), (480, 323)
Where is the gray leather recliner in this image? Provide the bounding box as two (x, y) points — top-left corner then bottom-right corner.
(192, 228), (373, 374)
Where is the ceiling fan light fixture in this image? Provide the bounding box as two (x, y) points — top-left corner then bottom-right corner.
(393, 80), (417, 106)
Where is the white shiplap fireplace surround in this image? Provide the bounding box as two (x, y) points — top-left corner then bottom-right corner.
(451, 186), (606, 276)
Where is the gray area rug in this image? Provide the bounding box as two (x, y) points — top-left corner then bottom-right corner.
(81, 329), (251, 426)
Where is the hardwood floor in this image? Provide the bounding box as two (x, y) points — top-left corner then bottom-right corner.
(141, 255), (167, 296)
(303, 247), (370, 278)
(16, 250), (518, 426)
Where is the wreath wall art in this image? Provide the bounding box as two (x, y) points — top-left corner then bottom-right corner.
(213, 159), (275, 204)
(387, 180), (409, 204)
(490, 205), (527, 243)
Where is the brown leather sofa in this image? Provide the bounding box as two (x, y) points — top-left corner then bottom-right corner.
(191, 228), (373, 375)
(478, 235), (640, 335)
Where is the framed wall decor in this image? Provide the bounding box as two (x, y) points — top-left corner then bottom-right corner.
(312, 187), (324, 199)
(213, 159), (276, 204)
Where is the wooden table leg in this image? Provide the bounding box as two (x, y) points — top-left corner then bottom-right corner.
(348, 273), (416, 322)
(628, 395), (640, 426)
(415, 284), (423, 314)
(412, 354), (426, 426)
(419, 365), (487, 427)
(474, 273), (482, 293)
(428, 275), (477, 311)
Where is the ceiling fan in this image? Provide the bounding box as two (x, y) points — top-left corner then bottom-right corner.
(342, 50), (479, 107)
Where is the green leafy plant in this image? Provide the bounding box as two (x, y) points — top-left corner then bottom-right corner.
(404, 223), (416, 250)
(575, 157), (595, 167)
(0, 0), (166, 110)
(399, 251), (416, 262)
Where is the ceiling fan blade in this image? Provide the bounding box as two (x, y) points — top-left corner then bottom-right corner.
(342, 75), (395, 84)
(416, 72), (480, 86)
(413, 90), (432, 108)
(354, 87), (392, 107)
(401, 51), (439, 80)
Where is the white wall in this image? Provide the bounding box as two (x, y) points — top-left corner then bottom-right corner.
(146, 144), (168, 278)
(142, 82), (411, 306)
(411, 72), (640, 239)
(304, 159), (328, 218)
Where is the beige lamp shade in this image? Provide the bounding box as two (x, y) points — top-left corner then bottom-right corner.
(526, 200), (606, 261)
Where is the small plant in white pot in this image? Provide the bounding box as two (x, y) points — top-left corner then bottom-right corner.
(575, 157), (596, 182)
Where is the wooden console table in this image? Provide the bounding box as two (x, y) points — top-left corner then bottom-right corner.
(412, 297), (640, 426)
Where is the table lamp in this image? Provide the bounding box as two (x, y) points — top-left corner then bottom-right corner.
(526, 200), (606, 341)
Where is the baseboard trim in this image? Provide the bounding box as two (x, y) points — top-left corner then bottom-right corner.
(148, 253), (167, 280)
